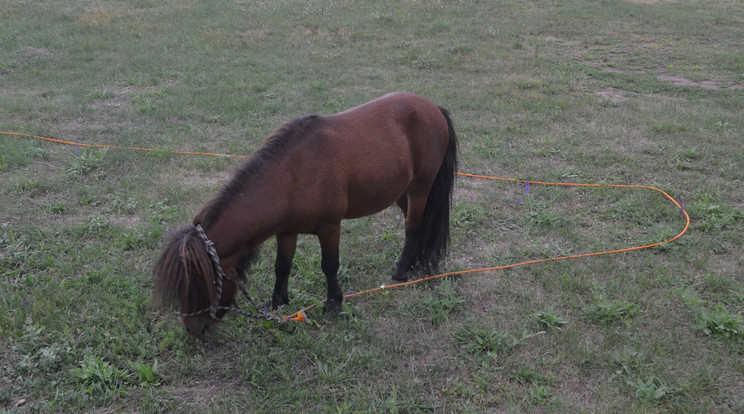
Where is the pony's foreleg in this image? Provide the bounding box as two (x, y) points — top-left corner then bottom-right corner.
(271, 233), (297, 308)
(317, 225), (343, 311)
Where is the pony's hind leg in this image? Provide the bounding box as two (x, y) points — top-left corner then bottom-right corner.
(392, 127), (456, 283)
(392, 238), (414, 282)
(392, 190), (429, 282)
(271, 233), (297, 308)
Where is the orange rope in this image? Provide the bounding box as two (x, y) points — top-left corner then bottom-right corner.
(1, 130), (690, 323)
(0, 130), (250, 159)
(288, 176), (690, 321)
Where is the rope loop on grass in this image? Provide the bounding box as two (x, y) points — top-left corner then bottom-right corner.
(2, 130), (690, 325)
(284, 176), (690, 321)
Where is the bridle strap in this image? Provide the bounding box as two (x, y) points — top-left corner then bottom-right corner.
(179, 224), (284, 322)
(194, 224), (224, 319)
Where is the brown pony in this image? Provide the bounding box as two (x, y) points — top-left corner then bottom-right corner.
(154, 92), (458, 335)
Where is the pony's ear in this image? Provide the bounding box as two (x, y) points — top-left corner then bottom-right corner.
(192, 211), (205, 227)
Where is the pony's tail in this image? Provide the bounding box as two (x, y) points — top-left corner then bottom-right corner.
(153, 225), (217, 311)
(412, 106), (458, 273)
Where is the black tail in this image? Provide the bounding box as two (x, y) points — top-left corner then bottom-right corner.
(411, 106), (458, 273)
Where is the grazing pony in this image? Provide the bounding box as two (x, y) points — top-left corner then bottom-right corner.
(154, 92), (458, 335)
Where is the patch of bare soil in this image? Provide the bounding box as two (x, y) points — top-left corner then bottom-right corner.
(14, 46), (53, 64)
(89, 94), (133, 112)
(657, 75), (720, 90)
(657, 74), (743, 90)
(595, 87), (629, 103)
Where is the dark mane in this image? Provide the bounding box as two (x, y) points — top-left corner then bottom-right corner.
(195, 114), (321, 229)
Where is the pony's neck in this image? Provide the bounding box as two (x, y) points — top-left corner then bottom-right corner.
(197, 175), (286, 270)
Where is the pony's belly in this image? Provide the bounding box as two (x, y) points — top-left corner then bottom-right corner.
(343, 202), (393, 219)
(342, 177), (408, 219)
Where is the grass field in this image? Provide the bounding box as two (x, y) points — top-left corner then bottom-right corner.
(1, 0), (743, 412)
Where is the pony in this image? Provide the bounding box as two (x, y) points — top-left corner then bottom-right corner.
(154, 92), (458, 335)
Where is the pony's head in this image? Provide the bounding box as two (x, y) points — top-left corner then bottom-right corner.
(153, 226), (238, 336)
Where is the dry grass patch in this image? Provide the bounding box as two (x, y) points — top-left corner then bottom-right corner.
(76, 6), (116, 26)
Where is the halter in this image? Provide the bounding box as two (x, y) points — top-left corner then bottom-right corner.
(176, 224), (284, 322)
(194, 224), (225, 319)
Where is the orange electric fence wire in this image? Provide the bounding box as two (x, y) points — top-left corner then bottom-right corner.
(289, 176), (690, 321)
(1, 130), (690, 323)
(0, 131), (251, 159)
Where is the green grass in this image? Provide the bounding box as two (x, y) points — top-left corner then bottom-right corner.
(1, 0), (743, 412)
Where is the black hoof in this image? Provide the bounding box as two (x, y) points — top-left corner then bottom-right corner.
(270, 296), (290, 310)
(324, 299), (342, 312)
(392, 270), (408, 283)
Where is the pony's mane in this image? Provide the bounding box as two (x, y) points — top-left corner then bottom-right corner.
(195, 114), (321, 229)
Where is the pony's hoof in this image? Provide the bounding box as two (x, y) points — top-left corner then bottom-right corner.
(391, 271), (408, 283)
(269, 297), (290, 310)
(324, 299), (342, 312)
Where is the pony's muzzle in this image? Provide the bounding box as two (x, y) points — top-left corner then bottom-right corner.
(181, 314), (217, 336)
